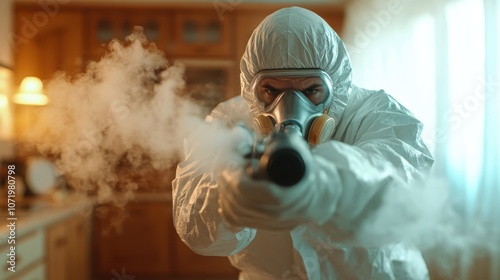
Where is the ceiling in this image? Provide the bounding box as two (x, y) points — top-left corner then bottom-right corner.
(13, 0), (347, 4)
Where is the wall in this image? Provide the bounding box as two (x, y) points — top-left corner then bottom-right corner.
(0, 0), (13, 66)
(0, 0), (14, 159)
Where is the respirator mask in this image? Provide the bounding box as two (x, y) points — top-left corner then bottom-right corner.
(250, 69), (336, 145)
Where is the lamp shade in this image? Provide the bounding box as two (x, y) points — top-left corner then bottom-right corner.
(13, 77), (48, 106)
(0, 95), (7, 107)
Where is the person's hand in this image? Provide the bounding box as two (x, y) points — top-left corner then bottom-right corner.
(218, 153), (341, 231)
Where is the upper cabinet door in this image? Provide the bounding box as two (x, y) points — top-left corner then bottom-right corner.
(13, 10), (83, 84)
(172, 11), (233, 58)
(85, 10), (170, 62)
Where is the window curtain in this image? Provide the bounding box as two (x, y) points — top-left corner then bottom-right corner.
(342, 0), (499, 279)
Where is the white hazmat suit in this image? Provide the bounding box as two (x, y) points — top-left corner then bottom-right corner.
(173, 6), (434, 280)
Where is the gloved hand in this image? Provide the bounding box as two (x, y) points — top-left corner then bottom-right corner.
(218, 152), (341, 231)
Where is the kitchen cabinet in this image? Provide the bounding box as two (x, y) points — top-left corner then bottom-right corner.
(84, 9), (233, 60)
(93, 201), (172, 279)
(82, 8), (236, 103)
(13, 7), (84, 139)
(46, 220), (67, 280)
(0, 229), (45, 280)
(93, 199), (239, 279)
(8, 263), (45, 280)
(179, 58), (237, 106)
(46, 213), (91, 280)
(84, 9), (171, 62)
(14, 3), (345, 105)
(13, 8), (83, 85)
(171, 11), (233, 58)
(0, 199), (92, 280)
(66, 214), (91, 280)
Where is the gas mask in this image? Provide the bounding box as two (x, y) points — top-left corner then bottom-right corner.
(250, 69), (336, 145)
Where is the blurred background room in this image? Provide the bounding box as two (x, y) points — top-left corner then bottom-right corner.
(0, 0), (498, 279)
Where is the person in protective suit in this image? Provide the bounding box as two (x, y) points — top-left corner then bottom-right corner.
(172, 6), (434, 280)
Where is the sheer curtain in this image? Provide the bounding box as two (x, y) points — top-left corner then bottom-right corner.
(342, 0), (499, 279)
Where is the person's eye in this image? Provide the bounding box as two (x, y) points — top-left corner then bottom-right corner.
(302, 87), (327, 105)
(257, 86), (281, 105)
(265, 88), (280, 96)
(303, 88), (318, 95)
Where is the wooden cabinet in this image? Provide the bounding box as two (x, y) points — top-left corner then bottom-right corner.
(9, 263), (45, 280)
(178, 58), (237, 106)
(46, 221), (67, 280)
(93, 200), (239, 279)
(84, 9), (170, 62)
(172, 11), (233, 58)
(93, 201), (172, 279)
(66, 215), (91, 280)
(14, 3), (345, 105)
(46, 213), (91, 280)
(0, 229), (45, 280)
(13, 8), (83, 85)
(0, 204), (91, 280)
(84, 8), (234, 61)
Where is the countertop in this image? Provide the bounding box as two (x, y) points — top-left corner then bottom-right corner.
(0, 192), (94, 243)
(0, 191), (172, 243)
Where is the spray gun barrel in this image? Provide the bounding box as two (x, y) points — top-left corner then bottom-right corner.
(250, 124), (313, 187)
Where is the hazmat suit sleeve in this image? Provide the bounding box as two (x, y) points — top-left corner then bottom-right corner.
(306, 88), (434, 243)
(172, 97), (256, 256)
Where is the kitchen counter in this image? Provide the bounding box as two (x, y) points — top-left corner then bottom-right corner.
(0, 191), (173, 280)
(0, 191), (96, 280)
(0, 192), (94, 242)
(0, 191), (172, 242)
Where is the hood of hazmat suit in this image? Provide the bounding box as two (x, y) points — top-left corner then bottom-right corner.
(172, 6), (434, 280)
(239, 6), (351, 127)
